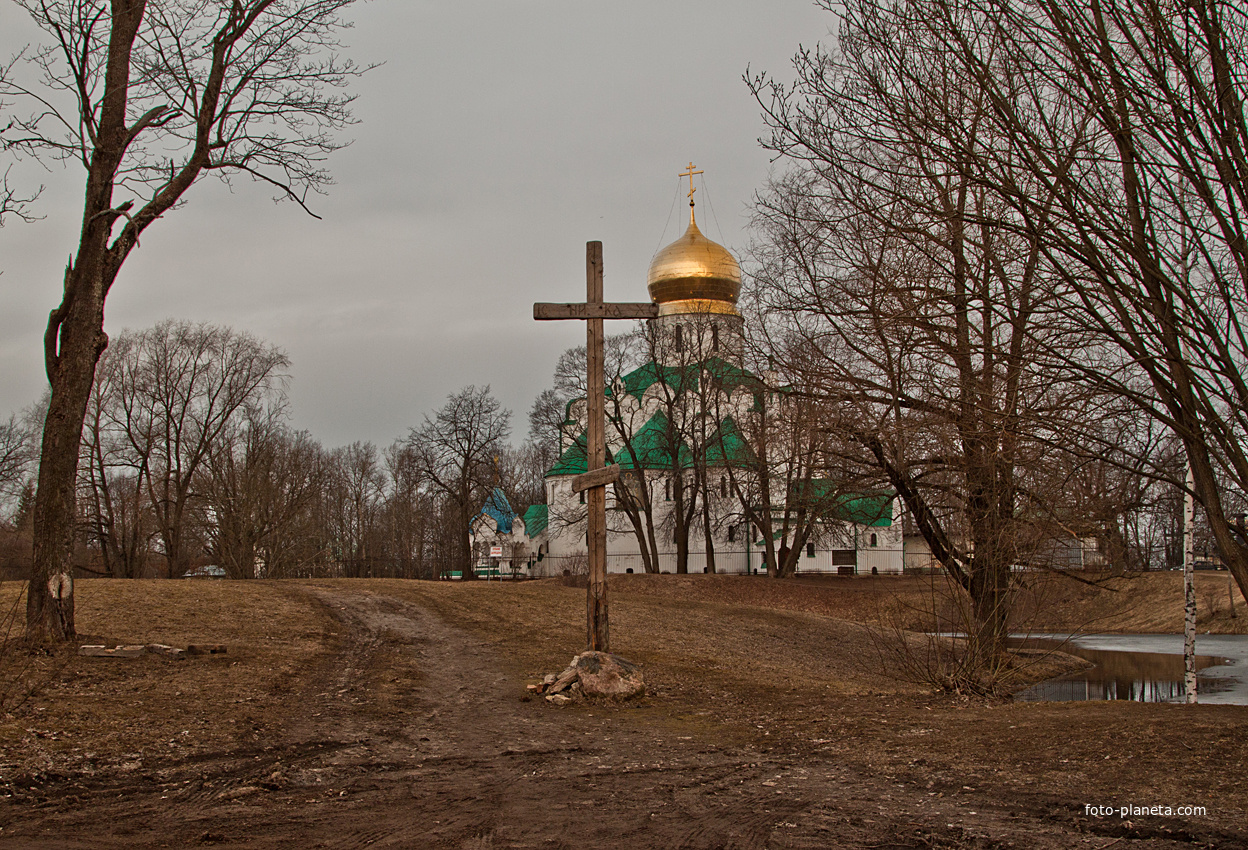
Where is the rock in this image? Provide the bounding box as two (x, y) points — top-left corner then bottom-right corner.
(548, 667), (579, 694)
(571, 651), (645, 700)
(535, 651), (645, 703)
(187, 644), (228, 655)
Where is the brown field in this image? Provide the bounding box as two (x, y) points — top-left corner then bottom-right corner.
(0, 572), (1245, 849)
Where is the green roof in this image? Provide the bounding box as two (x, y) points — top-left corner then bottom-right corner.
(701, 357), (762, 393)
(546, 435), (589, 477)
(521, 504), (548, 536)
(615, 412), (693, 471)
(609, 357), (762, 401)
(790, 481), (893, 526)
(834, 494), (893, 527)
(704, 416), (753, 467)
(609, 362), (691, 400)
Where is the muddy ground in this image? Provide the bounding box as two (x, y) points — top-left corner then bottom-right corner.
(1, 575), (1246, 849)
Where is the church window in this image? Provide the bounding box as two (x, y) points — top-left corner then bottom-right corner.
(807, 542), (815, 558)
(870, 532), (878, 547)
(728, 524), (736, 542)
(675, 325), (684, 352)
(579, 490), (585, 505)
(712, 324), (719, 351)
(665, 477), (671, 501)
(720, 475), (728, 498)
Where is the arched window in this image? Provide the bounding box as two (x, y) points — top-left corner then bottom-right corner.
(712, 324), (720, 351)
(665, 477), (671, 501)
(870, 532), (878, 547)
(720, 475), (729, 498)
(674, 324), (684, 352)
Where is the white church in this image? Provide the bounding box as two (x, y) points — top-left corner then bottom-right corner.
(470, 172), (904, 578)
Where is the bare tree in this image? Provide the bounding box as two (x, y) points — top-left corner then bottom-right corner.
(711, 376), (846, 580)
(749, 7), (1113, 674)
(964, 0), (1248, 601)
(380, 440), (430, 579)
(324, 441), (385, 578)
(81, 321), (289, 577)
(1, 0), (367, 639)
(527, 387), (570, 472)
(772, 0), (1248, 607)
(0, 166), (40, 230)
(496, 442), (547, 519)
(201, 417), (326, 579)
(0, 414), (35, 512)
(407, 386), (510, 580)
(82, 334), (153, 578)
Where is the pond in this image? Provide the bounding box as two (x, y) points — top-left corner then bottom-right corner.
(1011, 633), (1248, 705)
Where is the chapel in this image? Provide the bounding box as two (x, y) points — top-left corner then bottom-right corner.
(470, 168), (903, 578)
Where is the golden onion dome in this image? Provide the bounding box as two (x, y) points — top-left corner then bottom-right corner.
(647, 205), (741, 316)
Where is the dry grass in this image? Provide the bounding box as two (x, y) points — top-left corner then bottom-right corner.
(2, 574), (1246, 844)
(605, 570), (1248, 635)
(1015, 570), (1248, 634)
(2, 571), (1242, 782)
(0, 579), (331, 775)
(364, 577), (908, 698)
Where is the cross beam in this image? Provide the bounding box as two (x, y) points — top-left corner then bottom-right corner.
(534, 242), (658, 652)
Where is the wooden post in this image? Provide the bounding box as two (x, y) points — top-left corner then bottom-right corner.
(1184, 463), (1197, 704)
(534, 243), (658, 652)
(585, 242), (609, 651)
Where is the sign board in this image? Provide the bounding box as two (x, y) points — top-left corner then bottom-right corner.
(489, 545), (503, 558)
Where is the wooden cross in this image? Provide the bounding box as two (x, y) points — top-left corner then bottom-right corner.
(534, 241), (659, 652)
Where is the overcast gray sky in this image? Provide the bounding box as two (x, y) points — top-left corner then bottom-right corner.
(0, 1), (833, 449)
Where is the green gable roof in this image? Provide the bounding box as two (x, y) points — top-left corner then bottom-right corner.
(615, 412), (694, 471)
(798, 482), (894, 526)
(609, 362), (690, 400)
(546, 436), (589, 477)
(609, 357), (762, 401)
(834, 494), (893, 527)
(704, 416), (753, 467)
(521, 503), (548, 536)
(701, 357), (762, 393)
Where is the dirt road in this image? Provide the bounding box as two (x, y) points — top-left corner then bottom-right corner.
(2, 584), (1244, 848)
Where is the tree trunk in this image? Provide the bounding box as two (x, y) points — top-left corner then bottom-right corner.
(28, 267), (110, 641)
(26, 0), (147, 641)
(701, 491), (716, 574)
(672, 475), (689, 574)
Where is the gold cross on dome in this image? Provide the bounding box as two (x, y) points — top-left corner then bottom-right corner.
(680, 162), (703, 200)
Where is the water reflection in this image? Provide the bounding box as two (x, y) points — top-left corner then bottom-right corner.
(1010, 634), (1248, 705)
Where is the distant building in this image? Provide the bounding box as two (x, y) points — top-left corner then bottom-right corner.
(481, 174), (903, 577)
(182, 564), (227, 579)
